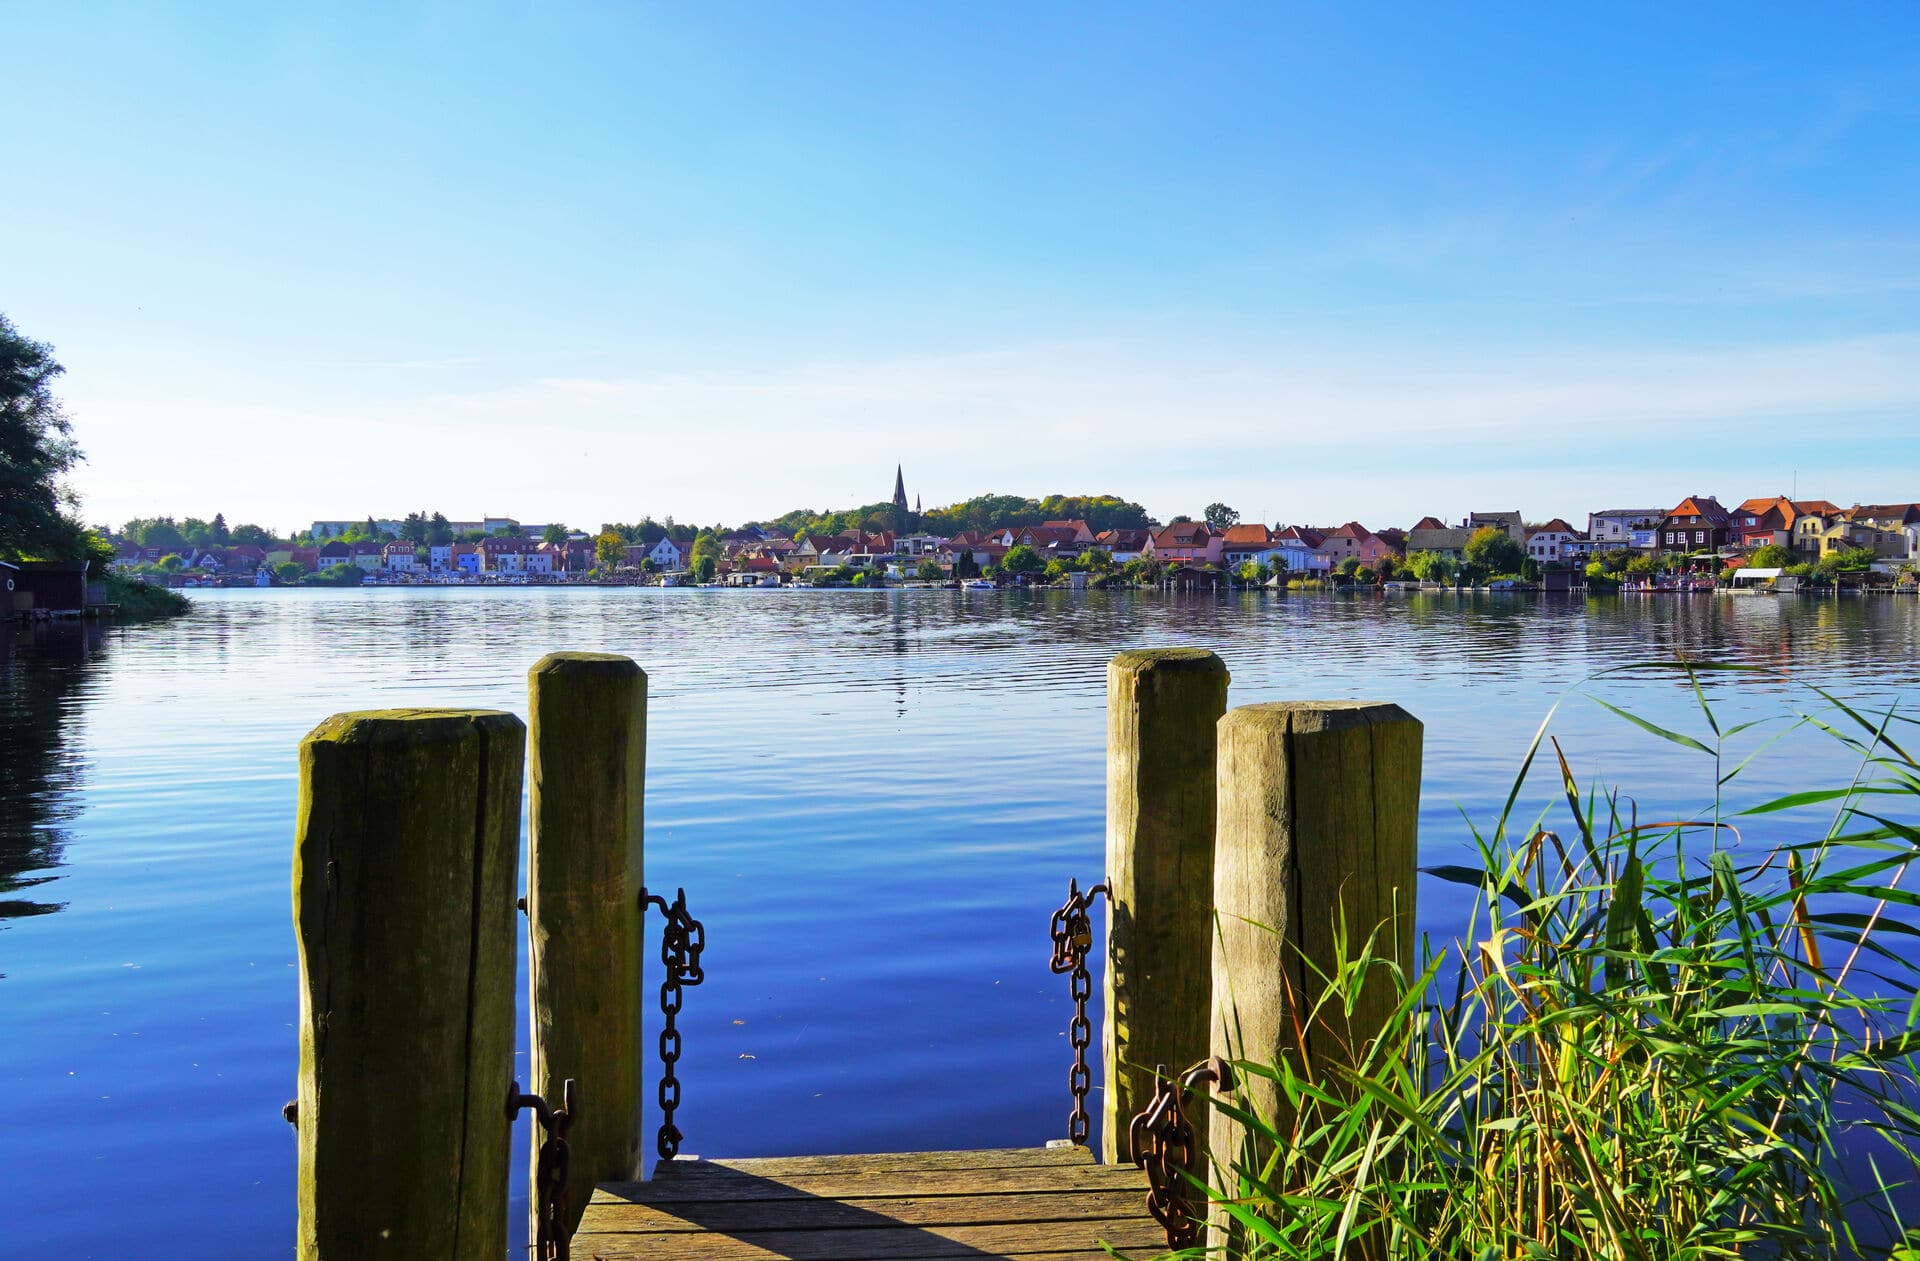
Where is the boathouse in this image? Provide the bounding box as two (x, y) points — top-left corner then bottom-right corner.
(10, 561), (91, 614)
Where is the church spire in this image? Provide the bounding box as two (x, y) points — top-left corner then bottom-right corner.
(893, 464), (908, 513)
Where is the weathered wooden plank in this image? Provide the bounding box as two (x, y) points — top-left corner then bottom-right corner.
(577, 1189), (1146, 1234)
(587, 1163), (1149, 1207)
(653, 1147), (1092, 1179)
(574, 1215), (1165, 1261)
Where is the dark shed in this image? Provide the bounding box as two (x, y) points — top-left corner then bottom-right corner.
(12, 561), (89, 613)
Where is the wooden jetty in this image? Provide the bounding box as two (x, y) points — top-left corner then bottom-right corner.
(576, 1147), (1159, 1260)
(286, 648), (1422, 1260)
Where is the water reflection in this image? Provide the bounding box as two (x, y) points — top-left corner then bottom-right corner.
(0, 619), (103, 929)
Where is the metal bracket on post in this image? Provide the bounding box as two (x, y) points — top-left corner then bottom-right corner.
(640, 886), (706, 1161)
(1048, 875), (1109, 1146)
(509, 1077), (577, 1261)
(1129, 1057), (1234, 1252)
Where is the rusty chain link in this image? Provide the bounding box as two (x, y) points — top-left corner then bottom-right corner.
(1048, 876), (1108, 1146)
(641, 886), (705, 1161)
(1128, 1057), (1234, 1252)
(508, 1077), (576, 1261)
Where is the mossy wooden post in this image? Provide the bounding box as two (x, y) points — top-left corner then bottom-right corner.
(1103, 648), (1229, 1163)
(527, 653), (647, 1237)
(1207, 702), (1421, 1256)
(293, 709), (525, 1261)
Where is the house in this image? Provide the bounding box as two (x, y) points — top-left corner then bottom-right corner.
(649, 537), (692, 571)
(1314, 523), (1374, 568)
(1040, 519), (1098, 546)
(479, 536), (539, 573)
(1524, 520), (1582, 564)
(429, 542), (455, 572)
(1362, 529), (1405, 565)
(1655, 496), (1734, 555)
(1270, 526), (1331, 572)
(1145, 522), (1223, 565)
(452, 544), (482, 575)
(1015, 525), (1086, 557)
(1094, 528), (1151, 563)
(1221, 524), (1277, 567)
(384, 542), (420, 573)
(1846, 504), (1920, 532)
(317, 541), (353, 569)
(1585, 509), (1664, 550)
(1404, 525), (1476, 561)
(1466, 511), (1525, 543)
(1220, 524), (1329, 574)
(226, 545), (266, 573)
(891, 534), (947, 557)
(1731, 497), (1842, 552)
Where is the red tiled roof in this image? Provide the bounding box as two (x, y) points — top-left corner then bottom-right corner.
(1221, 524), (1275, 545)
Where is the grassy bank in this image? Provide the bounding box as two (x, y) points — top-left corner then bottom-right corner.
(1183, 665), (1920, 1260)
(102, 572), (191, 621)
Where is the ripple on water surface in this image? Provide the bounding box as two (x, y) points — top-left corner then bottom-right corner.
(2, 587), (1916, 1257)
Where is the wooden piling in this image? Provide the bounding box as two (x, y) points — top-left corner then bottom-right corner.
(527, 652), (648, 1236)
(1103, 648), (1229, 1163)
(1207, 701), (1421, 1254)
(293, 709), (525, 1261)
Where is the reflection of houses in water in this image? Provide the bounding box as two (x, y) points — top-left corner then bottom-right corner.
(0, 620), (105, 926)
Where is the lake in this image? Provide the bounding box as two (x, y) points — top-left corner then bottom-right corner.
(3, 587), (1917, 1257)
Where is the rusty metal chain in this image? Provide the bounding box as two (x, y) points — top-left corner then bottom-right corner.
(640, 886), (705, 1161)
(509, 1077), (577, 1261)
(1048, 876), (1108, 1146)
(1128, 1057), (1234, 1252)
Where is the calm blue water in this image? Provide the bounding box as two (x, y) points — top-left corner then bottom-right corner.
(2, 587), (1917, 1257)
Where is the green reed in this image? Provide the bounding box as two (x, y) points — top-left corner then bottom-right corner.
(1160, 664), (1920, 1260)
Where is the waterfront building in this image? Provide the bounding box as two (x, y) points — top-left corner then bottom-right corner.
(1587, 508), (1663, 550)
(1655, 496), (1734, 554)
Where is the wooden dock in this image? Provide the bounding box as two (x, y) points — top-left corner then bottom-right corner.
(573, 1146), (1163, 1260)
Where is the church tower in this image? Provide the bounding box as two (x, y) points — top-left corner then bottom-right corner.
(892, 464), (908, 514)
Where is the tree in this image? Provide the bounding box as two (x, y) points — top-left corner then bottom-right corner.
(542, 523), (570, 546)
(915, 559), (943, 582)
(1043, 558), (1070, 583)
(1076, 547), (1113, 573)
(0, 313), (89, 560)
(1464, 526), (1525, 576)
(1337, 557), (1362, 577)
(694, 555), (718, 583)
(1002, 544), (1044, 576)
(1625, 554), (1656, 576)
(273, 562), (305, 583)
(595, 531), (625, 571)
(159, 553), (184, 571)
(128, 517), (187, 551)
(1205, 503), (1240, 530)
(230, 523), (276, 546)
(181, 517), (214, 547)
(1749, 543), (1792, 569)
(211, 512), (229, 545)
(427, 513), (453, 546)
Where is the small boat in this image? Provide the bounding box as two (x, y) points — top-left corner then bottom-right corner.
(964, 579), (995, 590)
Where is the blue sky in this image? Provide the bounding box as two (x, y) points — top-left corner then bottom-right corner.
(6, 2), (1917, 532)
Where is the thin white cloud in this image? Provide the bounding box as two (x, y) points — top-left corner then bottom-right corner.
(69, 332), (1920, 531)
